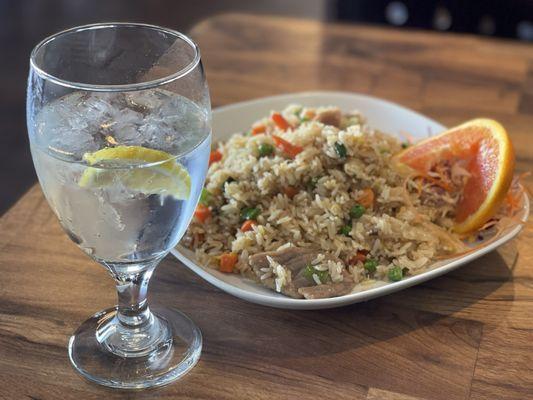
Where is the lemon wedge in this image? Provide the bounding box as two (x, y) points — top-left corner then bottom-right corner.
(79, 146), (191, 200)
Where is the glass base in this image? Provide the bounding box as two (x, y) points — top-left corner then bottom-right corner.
(68, 306), (202, 389)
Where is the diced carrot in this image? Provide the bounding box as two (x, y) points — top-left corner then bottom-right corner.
(358, 188), (375, 208)
(283, 186), (299, 199)
(347, 250), (368, 265)
(219, 252), (238, 273)
(271, 112), (291, 131)
(194, 204), (211, 223)
(272, 135), (303, 158)
(209, 150), (222, 166)
(303, 110), (316, 119)
(251, 124), (266, 135)
(240, 219), (256, 232)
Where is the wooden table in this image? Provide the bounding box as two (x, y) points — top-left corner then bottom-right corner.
(1, 14), (532, 400)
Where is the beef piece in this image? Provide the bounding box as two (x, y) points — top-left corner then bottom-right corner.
(298, 272), (354, 299)
(249, 247), (355, 299)
(315, 108), (342, 127)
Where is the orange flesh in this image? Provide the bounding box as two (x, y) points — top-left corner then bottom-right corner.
(398, 126), (500, 223)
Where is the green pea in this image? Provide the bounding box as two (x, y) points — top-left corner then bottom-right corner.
(363, 259), (377, 273)
(388, 266), (403, 282)
(258, 143), (274, 157)
(349, 204), (365, 219)
(335, 142), (347, 158)
(339, 222), (352, 236)
(303, 265), (329, 284)
(199, 188), (212, 205)
(240, 207), (260, 222)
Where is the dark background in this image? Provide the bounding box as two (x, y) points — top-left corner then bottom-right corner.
(2, 0), (532, 214)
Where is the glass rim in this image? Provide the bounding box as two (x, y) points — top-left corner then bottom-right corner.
(29, 22), (201, 92)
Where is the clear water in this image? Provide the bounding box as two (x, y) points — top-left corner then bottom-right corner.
(29, 90), (210, 264)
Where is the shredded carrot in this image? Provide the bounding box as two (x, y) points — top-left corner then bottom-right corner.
(272, 112), (291, 131)
(505, 190), (522, 213)
(272, 135), (303, 158)
(219, 252), (238, 273)
(209, 150), (222, 166)
(416, 183), (422, 196)
(283, 186), (299, 199)
(358, 188), (375, 208)
(399, 131), (415, 145)
(504, 172), (530, 214)
(194, 204), (211, 223)
(414, 172), (453, 192)
(240, 220), (256, 232)
(251, 124), (266, 135)
(425, 175), (453, 192)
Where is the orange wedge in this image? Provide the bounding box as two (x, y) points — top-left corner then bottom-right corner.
(395, 119), (515, 234)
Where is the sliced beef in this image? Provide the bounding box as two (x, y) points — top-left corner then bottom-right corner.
(249, 247), (318, 273)
(248, 247), (355, 299)
(249, 247), (318, 298)
(315, 108), (342, 128)
(298, 272), (354, 299)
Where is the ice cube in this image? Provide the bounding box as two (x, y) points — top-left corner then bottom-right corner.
(34, 93), (105, 159)
(107, 108), (145, 146)
(81, 93), (116, 121)
(33, 89), (209, 160)
(125, 90), (167, 112)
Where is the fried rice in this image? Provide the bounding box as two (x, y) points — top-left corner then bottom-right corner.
(181, 104), (469, 299)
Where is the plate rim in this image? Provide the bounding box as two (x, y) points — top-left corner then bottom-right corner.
(170, 90), (530, 310)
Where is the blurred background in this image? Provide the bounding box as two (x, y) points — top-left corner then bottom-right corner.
(2, 0), (533, 214)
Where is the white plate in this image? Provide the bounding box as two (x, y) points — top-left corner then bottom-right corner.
(171, 91), (529, 310)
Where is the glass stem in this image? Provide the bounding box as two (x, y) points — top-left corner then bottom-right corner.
(114, 264), (155, 328)
(98, 258), (171, 358)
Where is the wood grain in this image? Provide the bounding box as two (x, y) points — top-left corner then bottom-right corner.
(1, 13), (533, 400)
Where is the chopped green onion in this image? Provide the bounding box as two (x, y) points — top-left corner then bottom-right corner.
(307, 176), (320, 190)
(388, 266), (403, 282)
(300, 115), (311, 123)
(221, 177), (235, 191)
(349, 204), (365, 219)
(224, 177), (235, 185)
(363, 259), (377, 273)
(335, 142), (347, 158)
(258, 143), (274, 157)
(339, 222), (352, 236)
(303, 265), (329, 284)
(199, 188), (212, 205)
(240, 207), (260, 222)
